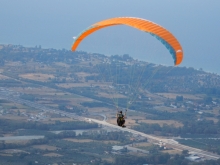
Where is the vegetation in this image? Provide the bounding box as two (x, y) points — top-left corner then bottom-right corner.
(0, 119), (98, 133)
(132, 120), (220, 136)
(1, 44), (220, 164)
(177, 139), (220, 155)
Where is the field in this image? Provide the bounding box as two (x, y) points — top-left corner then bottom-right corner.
(1, 149), (28, 154)
(5, 61), (23, 67)
(161, 149), (182, 155)
(64, 138), (94, 143)
(43, 153), (63, 157)
(138, 119), (183, 127)
(0, 115), (28, 121)
(57, 83), (91, 88)
(75, 72), (98, 81)
(156, 92), (204, 100)
(33, 145), (58, 151)
(64, 138), (120, 145)
(154, 105), (185, 112)
(205, 117), (219, 123)
(11, 86), (94, 107)
(54, 62), (70, 68)
(49, 117), (76, 122)
(132, 142), (152, 148)
(19, 73), (54, 82)
(87, 107), (114, 113)
(0, 74), (9, 80)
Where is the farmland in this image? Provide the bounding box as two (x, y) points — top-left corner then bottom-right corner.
(0, 44), (220, 164)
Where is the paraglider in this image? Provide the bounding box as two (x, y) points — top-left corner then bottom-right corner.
(71, 17), (183, 65)
(71, 17), (184, 127)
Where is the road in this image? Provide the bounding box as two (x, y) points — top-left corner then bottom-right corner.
(0, 91), (219, 160)
(89, 118), (220, 160)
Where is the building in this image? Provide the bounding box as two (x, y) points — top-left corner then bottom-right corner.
(185, 155), (201, 162)
(112, 145), (127, 153)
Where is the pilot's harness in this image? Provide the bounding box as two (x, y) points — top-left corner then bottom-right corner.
(118, 113), (124, 121)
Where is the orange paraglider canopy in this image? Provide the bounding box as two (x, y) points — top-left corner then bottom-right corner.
(71, 17), (183, 65)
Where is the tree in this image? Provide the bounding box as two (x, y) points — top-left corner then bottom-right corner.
(182, 150), (189, 156)
(204, 96), (212, 104)
(176, 95), (183, 102)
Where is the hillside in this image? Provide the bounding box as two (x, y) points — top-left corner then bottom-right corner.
(0, 44), (220, 164)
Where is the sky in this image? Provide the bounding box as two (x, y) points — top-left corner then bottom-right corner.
(0, 0), (220, 73)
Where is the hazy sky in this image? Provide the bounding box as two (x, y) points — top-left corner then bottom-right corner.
(1, 1), (220, 73)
